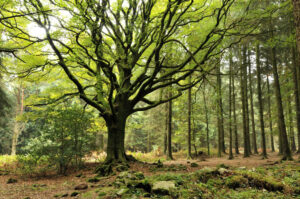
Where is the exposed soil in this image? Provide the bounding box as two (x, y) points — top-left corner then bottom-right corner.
(0, 152), (299, 199)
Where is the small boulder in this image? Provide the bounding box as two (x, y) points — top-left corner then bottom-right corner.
(61, 193), (68, 197)
(152, 181), (176, 195)
(116, 188), (129, 196)
(87, 177), (100, 183)
(71, 192), (79, 197)
(218, 168), (228, 175)
(7, 178), (17, 184)
(74, 184), (88, 190)
(156, 160), (163, 168)
(190, 162), (198, 167)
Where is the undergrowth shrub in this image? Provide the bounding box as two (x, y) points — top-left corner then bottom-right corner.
(21, 105), (96, 175)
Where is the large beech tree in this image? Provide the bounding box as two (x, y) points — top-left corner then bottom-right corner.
(1, 0), (248, 163)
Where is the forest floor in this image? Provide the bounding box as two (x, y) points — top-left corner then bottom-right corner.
(0, 152), (299, 199)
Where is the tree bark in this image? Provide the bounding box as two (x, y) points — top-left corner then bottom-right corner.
(232, 59), (239, 154)
(203, 83), (210, 156)
(229, 51), (234, 159)
(11, 85), (24, 155)
(248, 49), (258, 154)
(271, 47), (293, 160)
(164, 102), (168, 155)
(267, 75), (275, 152)
(291, 47), (300, 153)
(287, 95), (297, 152)
(187, 80), (192, 158)
(167, 87), (174, 160)
(292, 0), (300, 54)
(256, 44), (267, 158)
(240, 46), (251, 157)
(105, 116), (128, 163)
(244, 48), (251, 155)
(217, 63), (225, 156)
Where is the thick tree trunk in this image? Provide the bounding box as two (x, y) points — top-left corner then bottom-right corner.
(256, 44), (267, 158)
(267, 75), (275, 152)
(228, 51), (234, 159)
(291, 47), (300, 153)
(105, 116), (127, 163)
(248, 49), (258, 154)
(271, 47), (293, 160)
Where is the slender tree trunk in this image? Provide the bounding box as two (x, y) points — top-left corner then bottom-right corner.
(266, 75), (275, 152)
(187, 79), (192, 158)
(287, 95), (297, 152)
(240, 47), (250, 157)
(167, 88), (174, 160)
(244, 47), (251, 155)
(248, 49), (258, 154)
(203, 83), (210, 156)
(271, 47), (293, 160)
(229, 51), (234, 159)
(11, 85), (24, 156)
(291, 47), (300, 153)
(292, 0), (300, 54)
(232, 60), (239, 154)
(217, 63), (225, 156)
(256, 44), (267, 158)
(164, 102), (168, 155)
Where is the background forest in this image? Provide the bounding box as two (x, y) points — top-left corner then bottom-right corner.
(0, 0), (300, 198)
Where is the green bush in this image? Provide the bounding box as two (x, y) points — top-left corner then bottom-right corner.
(22, 105), (95, 174)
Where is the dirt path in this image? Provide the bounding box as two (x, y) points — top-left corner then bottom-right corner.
(0, 152), (299, 199)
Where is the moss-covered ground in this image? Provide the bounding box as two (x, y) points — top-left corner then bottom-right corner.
(0, 152), (299, 199)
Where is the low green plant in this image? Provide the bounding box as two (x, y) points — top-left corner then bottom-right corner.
(21, 105), (96, 174)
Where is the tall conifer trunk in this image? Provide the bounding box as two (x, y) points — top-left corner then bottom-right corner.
(248, 49), (258, 154)
(256, 44), (267, 158)
(228, 51), (234, 159)
(187, 77), (192, 158)
(240, 46), (250, 157)
(266, 75), (275, 152)
(271, 47), (292, 160)
(291, 47), (300, 153)
(232, 59), (239, 154)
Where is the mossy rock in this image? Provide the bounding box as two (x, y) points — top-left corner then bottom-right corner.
(191, 162), (199, 167)
(87, 177), (100, 183)
(195, 167), (219, 183)
(116, 188), (129, 196)
(70, 192), (79, 197)
(98, 192), (106, 197)
(225, 175), (248, 189)
(152, 181), (176, 195)
(242, 172), (284, 192)
(217, 163), (230, 169)
(126, 179), (152, 193)
(7, 178), (17, 184)
(95, 164), (113, 177)
(207, 178), (224, 187)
